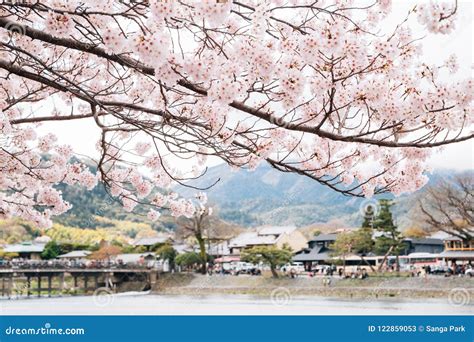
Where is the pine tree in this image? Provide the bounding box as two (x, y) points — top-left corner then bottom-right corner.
(373, 199), (404, 272)
(41, 241), (62, 260)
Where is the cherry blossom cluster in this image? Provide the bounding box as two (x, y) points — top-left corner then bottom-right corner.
(0, 0), (471, 227)
(0, 126), (98, 227)
(416, 1), (457, 34)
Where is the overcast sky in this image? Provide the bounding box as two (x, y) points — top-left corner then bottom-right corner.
(35, 0), (473, 172)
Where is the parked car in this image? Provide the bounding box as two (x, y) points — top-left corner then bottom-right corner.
(465, 268), (474, 277)
(312, 265), (334, 275)
(431, 265), (450, 274)
(282, 262), (305, 274)
(235, 267), (261, 276)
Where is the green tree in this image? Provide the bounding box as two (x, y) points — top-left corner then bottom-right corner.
(155, 244), (177, 271)
(241, 246), (292, 278)
(373, 199), (404, 272)
(41, 241), (62, 260)
(331, 232), (354, 275)
(353, 228), (376, 272)
(332, 228), (377, 274)
(175, 252), (203, 269)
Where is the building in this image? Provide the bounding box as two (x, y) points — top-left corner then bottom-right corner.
(207, 241), (231, 257)
(228, 226), (307, 255)
(172, 244), (194, 255)
(400, 238), (444, 255)
(438, 236), (474, 263)
(3, 241), (46, 260)
(293, 233), (337, 270)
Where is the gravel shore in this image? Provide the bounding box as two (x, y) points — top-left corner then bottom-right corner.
(153, 273), (474, 300)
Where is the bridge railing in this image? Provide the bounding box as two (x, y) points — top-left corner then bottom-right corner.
(0, 260), (158, 271)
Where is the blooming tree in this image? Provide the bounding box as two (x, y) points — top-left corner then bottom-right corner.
(0, 0), (472, 228)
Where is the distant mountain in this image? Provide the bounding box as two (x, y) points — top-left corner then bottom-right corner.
(54, 181), (178, 232)
(49, 160), (470, 232)
(176, 163), (471, 229)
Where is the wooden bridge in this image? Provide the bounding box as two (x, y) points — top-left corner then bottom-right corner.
(0, 268), (159, 298)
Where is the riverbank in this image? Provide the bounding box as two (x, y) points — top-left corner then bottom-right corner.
(153, 273), (474, 300)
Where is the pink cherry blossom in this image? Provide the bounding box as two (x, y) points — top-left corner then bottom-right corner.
(0, 0), (471, 227)
(147, 209), (161, 222)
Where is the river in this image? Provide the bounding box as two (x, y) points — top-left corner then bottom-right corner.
(1, 293), (472, 315)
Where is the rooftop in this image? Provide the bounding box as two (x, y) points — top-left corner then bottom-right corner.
(172, 244), (193, 254)
(293, 246), (332, 262)
(132, 236), (172, 246)
(58, 250), (91, 258)
(3, 242), (45, 253)
(405, 238), (444, 245)
(229, 232), (276, 247)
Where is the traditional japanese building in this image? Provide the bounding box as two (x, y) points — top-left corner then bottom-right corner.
(3, 241), (45, 260)
(438, 236), (474, 263)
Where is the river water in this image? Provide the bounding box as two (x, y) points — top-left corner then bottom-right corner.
(1, 293), (472, 315)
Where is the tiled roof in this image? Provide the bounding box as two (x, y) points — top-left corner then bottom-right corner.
(293, 246), (333, 262)
(405, 238), (444, 245)
(3, 242), (45, 253)
(229, 226), (299, 248)
(172, 244), (193, 254)
(229, 232), (276, 247)
(58, 250), (91, 258)
(132, 236), (171, 246)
